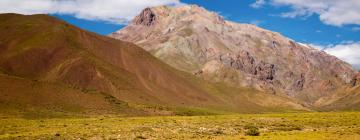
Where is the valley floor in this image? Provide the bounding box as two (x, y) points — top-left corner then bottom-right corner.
(0, 112), (360, 140)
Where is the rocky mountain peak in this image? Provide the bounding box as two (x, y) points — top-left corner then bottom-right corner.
(150, 4), (209, 15)
(132, 7), (157, 26)
(147, 5), (225, 26)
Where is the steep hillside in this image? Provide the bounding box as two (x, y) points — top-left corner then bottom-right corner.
(0, 14), (306, 116)
(320, 73), (360, 110)
(111, 5), (359, 108)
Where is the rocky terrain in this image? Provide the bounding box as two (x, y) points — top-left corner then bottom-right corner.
(111, 5), (359, 107)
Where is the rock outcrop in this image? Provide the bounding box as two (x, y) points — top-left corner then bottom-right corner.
(292, 73), (306, 91)
(219, 51), (276, 83)
(351, 73), (360, 87)
(133, 8), (157, 26)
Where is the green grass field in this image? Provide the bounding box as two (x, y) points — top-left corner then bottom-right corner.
(1, 112), (360, 140)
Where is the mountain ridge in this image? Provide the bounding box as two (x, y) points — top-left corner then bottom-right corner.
(111, 5), (359, 108)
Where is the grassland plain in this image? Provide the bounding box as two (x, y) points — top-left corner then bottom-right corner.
(0, 112), (360, 140)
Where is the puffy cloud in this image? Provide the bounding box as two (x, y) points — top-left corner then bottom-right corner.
(273, 0), (360, 26)
(250, 0), (360, 26)
(250, 0), (266, 9)
(0, 0), (184, 24)
(310, 42), (360, 69)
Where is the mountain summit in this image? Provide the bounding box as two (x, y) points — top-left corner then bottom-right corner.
(111, 5), (359, 107)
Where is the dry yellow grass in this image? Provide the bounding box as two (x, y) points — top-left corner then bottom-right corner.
(1, 112), (359, 139)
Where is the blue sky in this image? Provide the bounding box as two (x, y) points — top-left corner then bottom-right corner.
(1, 0), (359, 68)
(52, 14), (124, 35)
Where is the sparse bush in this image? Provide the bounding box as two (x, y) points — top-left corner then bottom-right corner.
(244, 124), (256, 129)
(245, 125), (260, 136)
(213, 128), (224, 135)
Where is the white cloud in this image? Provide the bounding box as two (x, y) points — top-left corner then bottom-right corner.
(352, 27), (360, 32)
(309, 42), (360, 69)
(0, 0), (184, 24)
(307, 43), (328, 51)
(250, 0), (266, 9)
(270, 0), (360, 26)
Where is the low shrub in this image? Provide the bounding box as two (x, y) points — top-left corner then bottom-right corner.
(244, 125), (260, 136)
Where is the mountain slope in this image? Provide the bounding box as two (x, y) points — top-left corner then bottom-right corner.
(320, 73), (360, 110)
(111, 5), (359, 108)
(0, 13), (307, 116)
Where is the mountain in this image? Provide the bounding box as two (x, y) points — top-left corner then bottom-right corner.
(0, 13), (307, 117)
(110, 5), (359, 108)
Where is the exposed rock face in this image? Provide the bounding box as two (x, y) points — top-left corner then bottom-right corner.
(255, 62), (275, 81)
(292, 73), (306, 91)
(133, 8), (157, 26)
(110, 5), (359, 105)
(218, 51), (276, 89)
(351, 73), (360, 87)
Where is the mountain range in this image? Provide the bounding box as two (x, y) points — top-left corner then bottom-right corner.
(0, 5), (359, 117)
(111, 5), (360, 110)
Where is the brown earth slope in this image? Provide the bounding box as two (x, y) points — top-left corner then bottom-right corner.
(111, 5), (359, 109)
(320, 73), (360, 111)
(0, 14), (307, 116)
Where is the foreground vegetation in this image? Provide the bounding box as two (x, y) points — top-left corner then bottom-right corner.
(1, 112), (360, 139)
